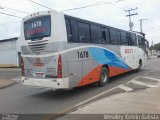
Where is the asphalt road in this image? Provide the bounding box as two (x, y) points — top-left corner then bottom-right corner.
(0, 68), (21, 79)
(0, 58), (159, 119)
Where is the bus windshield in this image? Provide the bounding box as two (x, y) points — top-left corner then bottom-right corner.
(24, 15), (51, 40)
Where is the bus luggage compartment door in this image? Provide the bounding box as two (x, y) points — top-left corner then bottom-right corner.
(68, 61), (82, 88)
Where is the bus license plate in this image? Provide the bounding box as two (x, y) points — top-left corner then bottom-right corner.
(35, 73), (45, 78)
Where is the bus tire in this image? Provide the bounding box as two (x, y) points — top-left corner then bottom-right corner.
(136, 60), (142, 72)
(98, 67), (109, 87)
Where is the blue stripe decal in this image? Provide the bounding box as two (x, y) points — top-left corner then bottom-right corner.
(89, 47), (130, 70)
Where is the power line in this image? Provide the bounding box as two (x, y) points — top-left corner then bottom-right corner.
(0, 12), (22, 18)
(28, 0), (52, 10)
(63, 0), (124, 11)
(0, 21), (21, 26)
(0, 6), (30, 14)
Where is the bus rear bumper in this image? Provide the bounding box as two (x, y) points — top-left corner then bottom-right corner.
(22, 77), (69, 89)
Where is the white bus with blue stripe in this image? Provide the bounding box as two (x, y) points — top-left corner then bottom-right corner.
(20, 10), (148, 89)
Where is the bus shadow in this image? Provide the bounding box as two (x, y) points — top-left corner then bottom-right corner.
(109, 70), (137, 83)
(30, 84), (99, 100)
(109, 69), (147, 84)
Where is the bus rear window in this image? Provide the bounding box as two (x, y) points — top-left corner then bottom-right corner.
(24, 15), (51, 40)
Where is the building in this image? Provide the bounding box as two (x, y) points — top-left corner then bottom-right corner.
(151, 50), (157, 56)
(0, 37), (21, 67)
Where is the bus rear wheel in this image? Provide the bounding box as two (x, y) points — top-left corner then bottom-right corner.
(98, 67), (109, 87)
(136, 60), (142, 72)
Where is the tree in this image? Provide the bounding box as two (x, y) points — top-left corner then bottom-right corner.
(150, 43), (160, 51)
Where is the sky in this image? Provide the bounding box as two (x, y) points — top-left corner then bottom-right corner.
(0, 0), (160, 45)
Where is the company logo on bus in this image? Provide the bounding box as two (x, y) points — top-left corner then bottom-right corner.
(34, 58), (44, 66)
(125, 49), (134, 54)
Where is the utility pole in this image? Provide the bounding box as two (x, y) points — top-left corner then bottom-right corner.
(139, 18), (148, 33)
(125, 7), (138, 31)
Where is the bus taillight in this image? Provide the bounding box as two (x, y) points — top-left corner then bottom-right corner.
(57, 54), (62, 78)
(21, 57), (25, 77)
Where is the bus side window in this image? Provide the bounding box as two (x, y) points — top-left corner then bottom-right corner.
(65, 19), (72, 42)
(110, 28), (118, 45)
(101, 27), (106, 44)
(130, 34), (137, 46)
(91, 25), (101, 44)
(142, 38), (145, 46)
(70, 20), (79, 43)
(138, 36), (142, 47)
(77, 22), (91, 43)
(101, 27), (110, 44)
(105, 28), (110, 44)
(126, 33), (130, 45)
(116, 31), (121, 45)
(121, 31), (127, 45)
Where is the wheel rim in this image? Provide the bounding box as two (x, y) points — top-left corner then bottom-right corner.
(138, 63), (142, 70)
(101, 70), (108, 83)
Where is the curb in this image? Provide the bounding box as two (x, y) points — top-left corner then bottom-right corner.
(0, 79), (19, 89)
(147, 56), (157, 59)
(0, 68), (21, 71)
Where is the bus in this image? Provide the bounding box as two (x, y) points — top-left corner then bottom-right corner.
(20, 10), (148, 89)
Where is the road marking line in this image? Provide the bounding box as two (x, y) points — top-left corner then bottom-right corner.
(141, 76), (160, 82)
(131, 76), (142, 81)
(75, 75), (158, 108)
(131, 80), (157, 88)
(75, 76), (142, 107)
(118, 85), (133, 92)
(143, 73), (149, 75)
(75, 85), (121, 107)
(150, 70), (154, 73)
